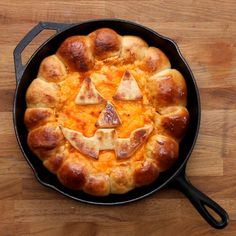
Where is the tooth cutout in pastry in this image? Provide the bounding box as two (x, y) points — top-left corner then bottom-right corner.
(95, 128), (117, 150)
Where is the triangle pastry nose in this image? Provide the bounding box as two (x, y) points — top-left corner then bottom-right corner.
(96, 102), (121, 128)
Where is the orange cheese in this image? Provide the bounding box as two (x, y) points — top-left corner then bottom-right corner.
(56, 64), (155, 173)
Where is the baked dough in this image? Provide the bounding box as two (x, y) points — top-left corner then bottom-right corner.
(113, 70), (143, 100)
(25, 28), (189, 196)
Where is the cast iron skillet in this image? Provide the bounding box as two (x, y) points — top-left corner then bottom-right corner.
(13, 19), (229, 229)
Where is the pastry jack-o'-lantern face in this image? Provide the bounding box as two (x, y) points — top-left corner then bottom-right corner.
(25, 28), (189, 195)
(60, 71), (153, 160)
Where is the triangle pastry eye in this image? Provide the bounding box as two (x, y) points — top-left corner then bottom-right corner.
(113, 70), (143, 101)
(75, 77), (105, 105)
(96, 102), (121, 128)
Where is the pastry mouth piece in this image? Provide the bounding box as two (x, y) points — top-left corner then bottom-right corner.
(60, 125), (153, 160)
(25, 27), (189, 195)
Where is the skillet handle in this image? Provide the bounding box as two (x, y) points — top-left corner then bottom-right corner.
(171, 168), (229, 229)
(13, 22), (73, 83)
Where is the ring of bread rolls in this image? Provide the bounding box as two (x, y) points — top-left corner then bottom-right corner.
(24, 28), (189, 196)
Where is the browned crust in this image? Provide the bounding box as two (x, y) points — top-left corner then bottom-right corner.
(156, 106), (189, 141)
(145, 134), (179, 172)
(147, 69), (187, 111)
(83, 174), (110, 196)
(27, 124), (64, 152)
(43, 152), (65, 174)
(140, 47), (171, 73)
(119, 36), (148, 63)
(57, 161), (88, 190)
(134, 160), (159, 187)
(89, 28), (121, 60)
(110, 166), (135, 194)
(26, 79), (59, 108)
(38, 55), (67, 82)
(24, 108), (55, 130)
(57, 36), (94, 72)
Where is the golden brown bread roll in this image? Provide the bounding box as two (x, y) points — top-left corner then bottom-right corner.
(57, 160), (88, 190)
(134, 160), (159, 187)
(24, 108), (55, 130)
(24, 28), (189, 196)
(27, 124), (64, 160)
(38, 55), (67, 82)
(145, 134), (179, 172)
(154, 106), (189, 141)
(57, 36), (94, 72)
(147, 69), (187, 111)
(119, 35), (148, 63)
(83, 174), (110, 196)
(89, 28), (121, 60)
(140, 47), (171, 73)
(110, 165), (135, 194)
(26, 79), (60, 108)
(43, 150), (66, 174)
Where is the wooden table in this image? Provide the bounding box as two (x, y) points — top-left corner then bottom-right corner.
(0, 0), (235, 235)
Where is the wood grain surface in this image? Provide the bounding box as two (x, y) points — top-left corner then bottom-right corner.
(0, 0), (235, 235)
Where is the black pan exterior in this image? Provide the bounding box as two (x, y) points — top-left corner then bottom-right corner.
(13, 19), (200, 205)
